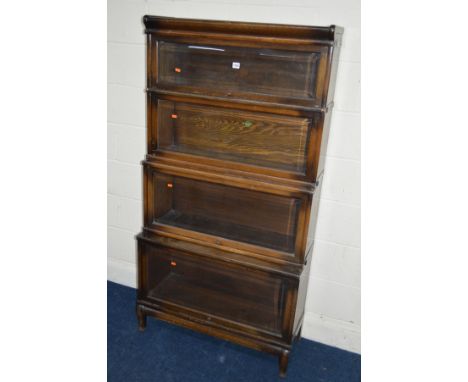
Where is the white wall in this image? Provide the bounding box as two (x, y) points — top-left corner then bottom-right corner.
(108, 0), (361, 353)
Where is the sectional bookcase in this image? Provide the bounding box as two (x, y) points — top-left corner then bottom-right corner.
(136, 16), (342, 377)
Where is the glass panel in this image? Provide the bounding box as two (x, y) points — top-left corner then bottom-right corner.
(152, 173), (301, 253)
(156, 100), (311, 173)
(145, 246), (285, 334)
(157, 41), (320, 100)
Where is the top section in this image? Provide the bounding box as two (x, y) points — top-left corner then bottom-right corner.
(144, 16), (342, 111)
(143, 16), (342, 44)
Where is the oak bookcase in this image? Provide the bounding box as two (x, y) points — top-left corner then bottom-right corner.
(136, 16), (342, 377)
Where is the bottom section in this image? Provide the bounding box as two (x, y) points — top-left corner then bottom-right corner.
(146, 261), (282, 333)
(138, 238), (297, 339)
(137, 235), (304, 377)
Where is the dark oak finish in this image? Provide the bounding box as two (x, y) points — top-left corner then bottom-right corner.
(139, 241), (296, 338)
(137, 16), (342, 377)
(143, 163), (312, 262)
(151, 98), (313, 174)
(156, 41), (322, 102)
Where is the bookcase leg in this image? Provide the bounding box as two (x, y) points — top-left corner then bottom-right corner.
(136, 305), (147, 331)
(278, 350), (290, 378)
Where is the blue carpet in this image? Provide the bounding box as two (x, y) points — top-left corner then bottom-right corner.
(108, 281), (360, 382)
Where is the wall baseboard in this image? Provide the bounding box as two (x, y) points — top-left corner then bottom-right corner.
(107, 258), (136, 288)
(302, 312), (361, 354)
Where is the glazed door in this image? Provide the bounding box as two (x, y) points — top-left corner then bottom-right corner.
(139, 242), (297, 339)
(153, 41), (326, 104)
(144, 168), (309, 261)
(151, 99), (314, 175)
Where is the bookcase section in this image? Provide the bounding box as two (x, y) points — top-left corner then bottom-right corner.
(145, 167), (307, 256)
(152, 99), (314, 174)
(155, 41), (323, 102)
(138, 241), (297, 338)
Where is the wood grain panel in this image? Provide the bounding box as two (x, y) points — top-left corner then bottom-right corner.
(155, 100), (311, 173)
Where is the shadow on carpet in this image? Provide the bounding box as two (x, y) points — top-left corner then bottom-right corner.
(108, 281), (360, 382)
